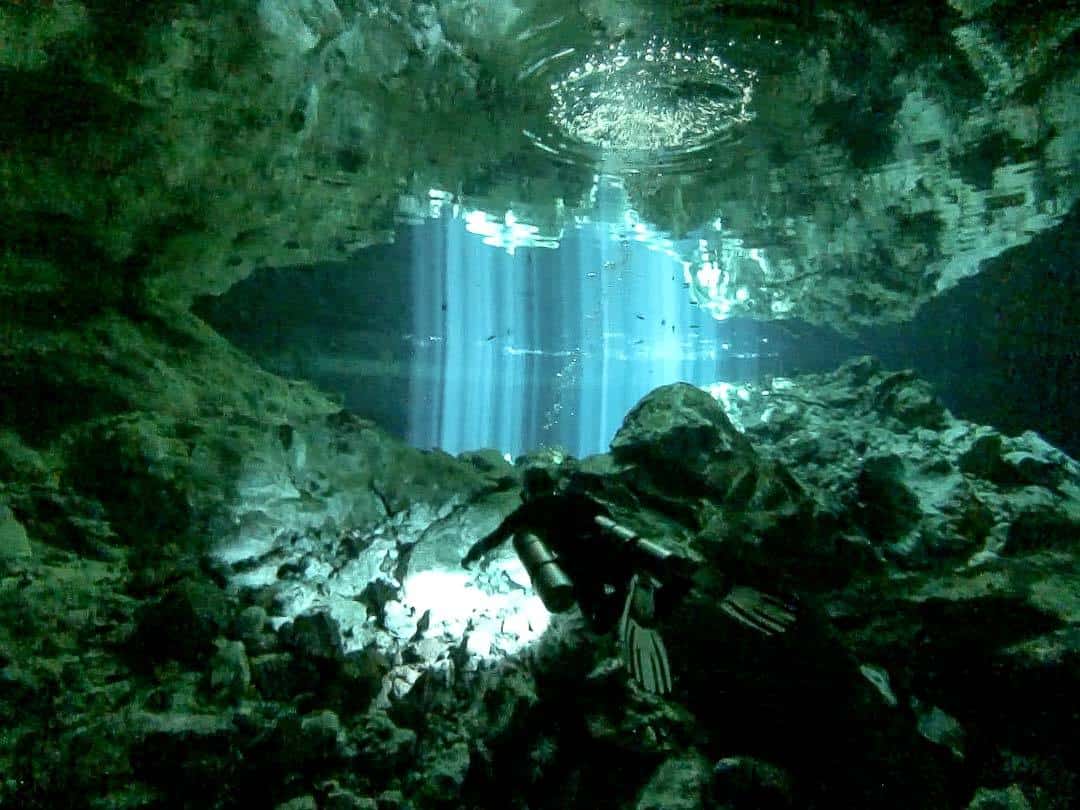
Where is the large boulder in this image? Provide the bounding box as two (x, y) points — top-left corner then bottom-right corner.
(611, 383), (756, 500)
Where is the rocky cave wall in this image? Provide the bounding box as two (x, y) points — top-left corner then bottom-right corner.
(1, 0), (1076, 331)
(642, 0), (1078, 330)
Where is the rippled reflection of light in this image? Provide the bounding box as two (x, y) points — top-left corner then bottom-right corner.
(545, 36), (756, 164)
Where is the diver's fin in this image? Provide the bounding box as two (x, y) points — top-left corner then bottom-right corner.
(619, 574), (673, 695)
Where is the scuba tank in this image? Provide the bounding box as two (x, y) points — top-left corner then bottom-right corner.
(512, 531), (576, 613)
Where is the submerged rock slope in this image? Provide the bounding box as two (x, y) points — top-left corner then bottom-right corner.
(2, 357), (1076, 808)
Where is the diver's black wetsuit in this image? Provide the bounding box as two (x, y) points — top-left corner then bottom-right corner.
(464, 492), (691, 631)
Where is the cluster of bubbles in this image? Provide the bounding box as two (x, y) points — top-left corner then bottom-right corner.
(541, 350), (581, 434)
(546, 36), (756, 160)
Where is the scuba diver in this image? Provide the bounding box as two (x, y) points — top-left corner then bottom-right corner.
(462, 465), (796, 695)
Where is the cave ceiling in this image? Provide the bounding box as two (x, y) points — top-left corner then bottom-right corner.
(1, 0), (1076, 333)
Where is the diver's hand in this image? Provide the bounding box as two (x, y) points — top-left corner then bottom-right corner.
(619, 574), (673, 695)
(720, 586), (797, 636)
(462, 523), (515, 569)
(461, 546), (482, 569)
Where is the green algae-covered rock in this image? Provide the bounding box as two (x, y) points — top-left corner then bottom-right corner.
(0, 507), (31, 559)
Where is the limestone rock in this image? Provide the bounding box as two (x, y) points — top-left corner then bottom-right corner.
(299, 709), (348, 761)
(262, 709), (351, 776)
(635, 750), (712, 810)
(1002, 431), (1077, 489)
(276, 796), (318, 810)
(258, 0), (344, 53)
(323, 646), (391, 718)
(251, 652), (300, 701)
(358, 578), (400, 622)
(64, 415), (197, 544)
(131, 578), (233, 665)
(234, 604), (271, 643)
(959, 432), (1011, 481)
(280, 610), (344, 661)
(329, 15), (410, 83)
(610, 382), (771, 524)
(873, 373), (949, 430)
(129, 709), (236, 739)
(129, 710), (238, 789)
(209, 638), (251, 701)
(1, 351), (1077, 808)
(401, 636), (443, 665)
(458, 448), (518, 489)
(351, 711), (417, 775)
(0, 430), (49, 483)
(374, 790), (406, 810)
(914, 702), (966, 759)
(0, 508), (31, 559)
(998, 626), (1080, 674)
(323, 786), (378, 810)
(854, 454), (922, 542)
(960, 430), (1077, 490)
(612, 382), (754, 474)
(711, 756), (794, 809)
(413, 740), (470, 804)
(1004, 507), (1079, 554)
(381, 600), (418, 641)
(859, 663), (898, 707)
(405, 486), (521, 574)
(967, 784), (1032, 810)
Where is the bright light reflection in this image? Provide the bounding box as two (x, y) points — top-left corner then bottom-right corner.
(401, 568), (552, 658)
(462, 207), (557, 255)
(697, 261), (720, 287)
(706, 380), (756, 430)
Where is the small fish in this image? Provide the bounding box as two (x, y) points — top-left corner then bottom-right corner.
(689, 324), (700, 329)
(585, 272), (598, 279)
(635, 314), (645, 320)
(661, 319), (666, 326)
(486, 335), (496, 342)
(633, 339), (645, 345)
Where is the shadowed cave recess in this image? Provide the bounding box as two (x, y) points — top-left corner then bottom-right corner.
(1, 2), (1078, 810)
